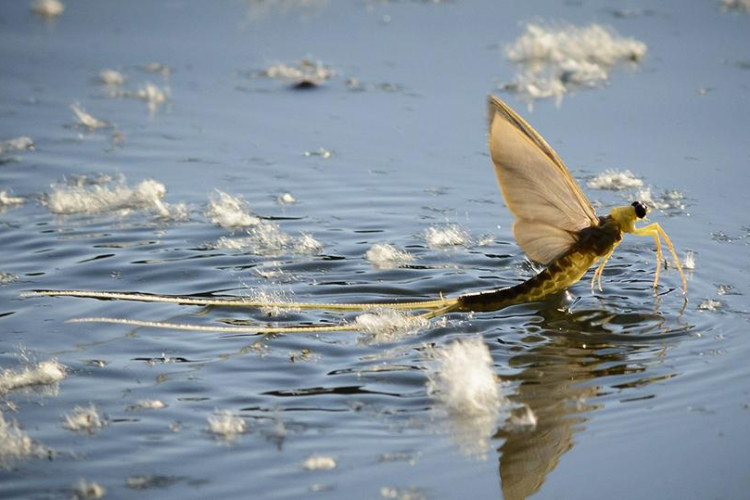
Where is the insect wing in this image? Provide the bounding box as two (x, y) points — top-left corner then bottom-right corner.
(488, 95), (598, 264)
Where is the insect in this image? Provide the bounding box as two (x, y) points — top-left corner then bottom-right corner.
(24, 95), (687, 334)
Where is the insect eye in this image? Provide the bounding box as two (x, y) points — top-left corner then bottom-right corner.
(631, 201), (647, 218)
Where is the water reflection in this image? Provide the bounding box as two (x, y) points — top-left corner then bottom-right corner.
(494, 305), (685, 500)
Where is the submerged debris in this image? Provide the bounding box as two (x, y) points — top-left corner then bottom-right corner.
(502, 23), (647, 105)
(587, 169), (643, 190)
(366, 243), (415, 269)
(0, 360), (66, 395)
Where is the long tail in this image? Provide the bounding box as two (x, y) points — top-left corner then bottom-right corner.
(22, 290), (460, 334)
(21, 289), (455, 311)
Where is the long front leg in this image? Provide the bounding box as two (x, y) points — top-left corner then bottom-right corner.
(632, 223), (687, 294)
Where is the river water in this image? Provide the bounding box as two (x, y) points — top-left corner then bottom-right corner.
(1, 1), (749, 499)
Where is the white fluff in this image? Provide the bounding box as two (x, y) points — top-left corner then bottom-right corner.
(503, 23), (647, 104)
(699, 299), (721, 311)
(302, 454), (336, 471)
(64, 405), (106, 432)
(0, 191), (25, 206)
(426, 338), (502, 417)
(0, 360), (66, 395)
(207, 410), (247, 440)
(128, 399), (166, 411)
(70, 104), (108, 130)
(206, 190), (259, 229)
(32, 0), (64, 18)
(99, 69), (125, 86)
(261, 59), (334, 84)
(355, 309), (429, 344)
(586, 169), (643, 190)
(0, 137), (34, 154)
(0, 411), (49, 466)
(71, 480), (106, 500)
(366, 243), (414, 269)
(683, 251), (695, 271)
(46, 176), (174, 217)
(425, 225), (469, 248)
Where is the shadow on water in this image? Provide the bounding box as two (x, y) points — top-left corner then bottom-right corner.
(493, 303), (691, 500)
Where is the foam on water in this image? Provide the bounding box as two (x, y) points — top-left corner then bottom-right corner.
(294, 233), (323, 254)
(63, 405), (106, 433)
(207, 410), (247, 440)
(245, 289), (298, 317)
(31, 0), (64, 18)
(302, 454), (337, 471)
(0, 360), (66, 395)
(46, 176), (180, 218)
(425, 224), (470, 248)
(0, 411), (49, 468)
(70, 104), (108, 130)
(586, 169), (643, 190)
(503, 23), (647, 105)
(71, 480), (106, 500)
(355, 310), (429, 344)
(0, 191), (25, 206)
(0, 137), (34, 155)
(206, 190), (260, 229)
(365, 243), (415, 269)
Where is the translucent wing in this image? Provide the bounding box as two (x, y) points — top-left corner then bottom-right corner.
(487, 95), (599, 265)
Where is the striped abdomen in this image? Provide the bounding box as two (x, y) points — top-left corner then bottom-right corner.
(455, 219), (622, 313)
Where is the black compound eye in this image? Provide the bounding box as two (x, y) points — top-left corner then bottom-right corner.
(632, 200), (647, 218)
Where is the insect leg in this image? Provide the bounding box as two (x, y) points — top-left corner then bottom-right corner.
(590, 242), (619, 292)
(633, 223), (687, 294)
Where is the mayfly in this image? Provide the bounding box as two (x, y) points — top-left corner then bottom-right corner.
(24, 96), (687, 334)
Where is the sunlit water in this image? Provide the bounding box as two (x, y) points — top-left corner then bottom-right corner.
(1, 1), (749, 499)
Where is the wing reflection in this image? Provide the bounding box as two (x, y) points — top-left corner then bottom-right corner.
(494, 305), (676, 500)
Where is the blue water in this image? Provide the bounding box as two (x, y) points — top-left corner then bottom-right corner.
(1, 1), (750, 499)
